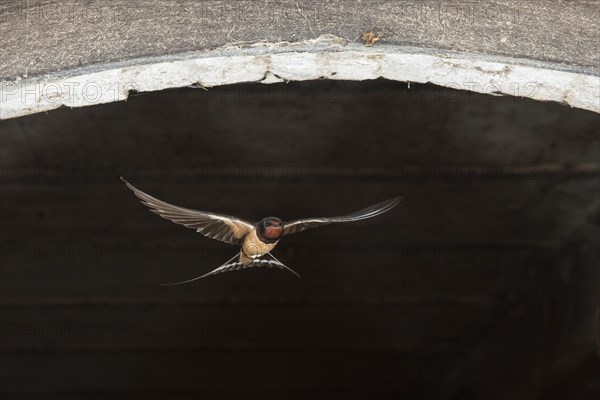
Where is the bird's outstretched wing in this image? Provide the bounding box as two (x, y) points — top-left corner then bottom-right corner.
(282, 196), (402, 236)
(121, 177), (254, 245)
(162, 252), (300, 285)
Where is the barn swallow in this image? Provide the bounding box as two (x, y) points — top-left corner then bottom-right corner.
(121, 177), (402, 285)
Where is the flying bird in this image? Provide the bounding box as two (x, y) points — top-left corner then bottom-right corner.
(121, 177), (402, 285)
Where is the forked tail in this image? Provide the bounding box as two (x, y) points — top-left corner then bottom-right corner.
(162, 252), (300, 286)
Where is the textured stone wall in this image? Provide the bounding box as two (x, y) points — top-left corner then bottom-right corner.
(1, 1), (599, 118)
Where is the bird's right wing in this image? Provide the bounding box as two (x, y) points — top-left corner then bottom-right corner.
(122, 178), (254, 245)
(283, 196), (402, 236)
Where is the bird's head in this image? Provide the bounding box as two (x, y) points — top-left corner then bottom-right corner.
(257, 217), (284, 243)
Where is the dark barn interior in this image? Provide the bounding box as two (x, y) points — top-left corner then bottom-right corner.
(1, 80), (599, 399)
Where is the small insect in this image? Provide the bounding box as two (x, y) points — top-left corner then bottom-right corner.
(360, 30), (380, 46)
(121, 177), (402, 285)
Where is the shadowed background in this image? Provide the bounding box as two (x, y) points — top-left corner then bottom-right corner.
(0, 80), (599, 399)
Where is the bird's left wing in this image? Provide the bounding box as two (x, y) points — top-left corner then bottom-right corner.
(121, 177), (254, 245)
(283, 196), (402, 236)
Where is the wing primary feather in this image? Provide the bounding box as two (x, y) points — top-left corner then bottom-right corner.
(121, 177), (254, 245)
(283, 196), (402, 236)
